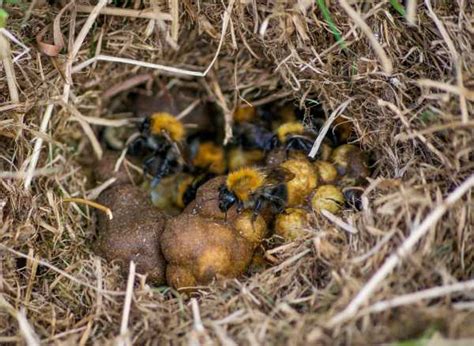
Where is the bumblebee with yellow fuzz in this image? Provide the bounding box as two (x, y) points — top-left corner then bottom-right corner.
(227, 147), (266, 171)
(276, 122), (305, 142)
(218, 167), (293, 219)
(149, 112), (185, 141)
(128, 112), (187, 188)
(330, 144), (370, 185)
(191, 141), (226, 174)
(233, 106), (256, 123)
(274, 122), (315, 156)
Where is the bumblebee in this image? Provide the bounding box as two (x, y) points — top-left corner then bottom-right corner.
(218, 167), (294, 219)
(225, 122), (277, 173)
(188, 140), (226, 175)
(227, 147), (265, 171)
(233, 105), (256, 124)
(231, 122), (278, 152)
(177, 172), (215, 208)
(330, 144), (370, 185)
(229, 104), (313, 159)
(274, 121), (316, 155)
(150, 172), (213, 212)
(128, 112), (186, 188)
(230, 120), (315, 161)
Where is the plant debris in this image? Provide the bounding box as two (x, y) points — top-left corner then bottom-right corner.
(0, 1), (472, 344)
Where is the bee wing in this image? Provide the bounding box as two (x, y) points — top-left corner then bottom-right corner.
(265, 166), (295, 183)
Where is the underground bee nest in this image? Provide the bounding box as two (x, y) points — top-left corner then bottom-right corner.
(4, 2), (472, 345)
(92, 92), (374, 292)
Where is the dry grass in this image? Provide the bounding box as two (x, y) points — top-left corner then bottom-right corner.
(1, 0), (473, 344)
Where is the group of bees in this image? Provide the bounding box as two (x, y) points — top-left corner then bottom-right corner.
(125, 101), (371, 237)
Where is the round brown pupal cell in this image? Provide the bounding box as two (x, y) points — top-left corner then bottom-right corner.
(160, 214), (255, 289)
(96, 184), (167, 285)
(95, 151), (139, 187)
(183, 176), (227, 220)
(233, 210), (267, 246)
(311, 185), (345, 214)
(247, 247), (270, 273)
(227, 148), (265, 171)
(275, 208), (312, 241)
(314, 160), (338, 184)
(166, 264), (197, 290)
(330, 144), (370, 184)
(280, 159), (318, 207)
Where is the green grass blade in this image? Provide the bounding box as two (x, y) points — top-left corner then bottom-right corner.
(390, 0), (406, 16)
(315, 0), (346, 49)
(0, 9), (8, 28)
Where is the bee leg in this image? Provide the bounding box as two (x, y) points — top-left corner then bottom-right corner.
(252, 198), (264, 222)
(267, 190), (286, 214)
(284, 138), (298, 158)
(138, 116), (151, 134)
(274, 200), (286, 213)
(151, 158), (172, 189)
(143, 155), (157, 177)
(150, 175), (163, 189)
(325, 128), (339, 147)
(236, 201), (244, 214)
(270, 135), (279, 151)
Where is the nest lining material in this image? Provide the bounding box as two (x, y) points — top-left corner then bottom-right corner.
(0, 0), (473, 344)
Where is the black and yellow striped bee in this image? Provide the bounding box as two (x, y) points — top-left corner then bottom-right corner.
(128, 112), (186, 188)
(218, 166), (294, 220)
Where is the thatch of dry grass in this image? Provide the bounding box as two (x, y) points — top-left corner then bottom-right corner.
(0, 0), (473, 344)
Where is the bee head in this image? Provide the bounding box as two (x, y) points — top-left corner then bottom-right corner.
(218, 185), (237, 212)
(225, 167), (265, 203)
(149, 112), (185, 142)
(139, 116), (151, 134)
